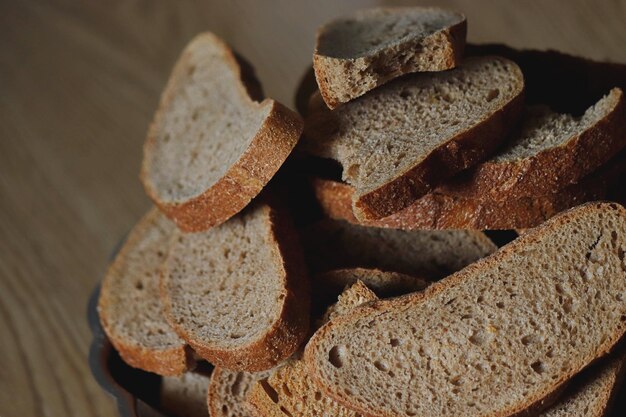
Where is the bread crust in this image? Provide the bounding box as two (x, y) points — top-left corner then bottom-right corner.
(304, 202), (626, 417)
(311, 148), (625, 229)
(314, 7), (466, 109)
(161, 201), (310, 372)
(97, 209), (193, 376)
(439, 88), (626, 200)
(141, 33), (303, 232)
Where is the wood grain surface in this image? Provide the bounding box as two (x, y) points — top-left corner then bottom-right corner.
(1, 1), (625, 416)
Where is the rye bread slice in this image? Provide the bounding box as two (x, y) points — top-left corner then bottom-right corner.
(248, 281), (378, 417)
(161, 201), (309, 371)
(540, 351), (626, 417)
(207, 367), (272, 417)
(302, 219), (496, 278)
(303, 55), (524, 221)
(97, 208), (192, 376)
(311, 148), (626, 230)
(439, 88), (626, 200)
(160, 372), (211, 417)
(314, 7), (466, 109)
(304, 202), (626, 417)
(141, 32), (303, 232)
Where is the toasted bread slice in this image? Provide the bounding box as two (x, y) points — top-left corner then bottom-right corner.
(207, 367), (272, 417)
(439, 89), (626, 200)
(305, 202), (626, 417)
(302, 219), (496, 278)
(161, 372), (211, 417)
(97, 208), (192, 376)
(540, 351), (626, 417)
(248, 281), (378, 417)
(161, 201), (309, 371)
(141, 32), (303, 232)
(311, 149), (626, 229)
(314, 7), (466, 108)
(303, 56), (524, 220)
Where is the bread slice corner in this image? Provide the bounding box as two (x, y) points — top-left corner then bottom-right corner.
(141, 32), (303, 232)
(160, 371), (211, 417)
(314, 7), (466, 108)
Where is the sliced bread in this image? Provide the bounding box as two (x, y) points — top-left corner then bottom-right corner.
(302, 219), (497, 278)
(303, 56), (524, 220)
(207, 367), (272, 417)
(439, 88), (626, 200)
(161, 372), (211, 417)
(97, 208), (192, 376)
(304, 202), (626, 417)
(314, 7), (466, 108)
(311, 148), (626, 229)
(540, 351), (626, 417)
(141, 32), (303, 232)
(160, 201), (310, 371)
(248, 281), (377, 417)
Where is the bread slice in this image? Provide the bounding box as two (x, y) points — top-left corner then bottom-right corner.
(313, 7), (466, 109)
(311, 148), (626, 229)
(161, 201), (310, 371)
(160, 372), (211, 417)
(141, 32), (303, 232)
(304, 202), (626, 417)
(97, 208), (192, 376)
(207, 367), (272, 417)
(540, 351), (626, 417)
(302, 219), (497, 278)
(303, 56), (524, 220)
(439, 88), (626, 200)
(248, 281), (377, 417)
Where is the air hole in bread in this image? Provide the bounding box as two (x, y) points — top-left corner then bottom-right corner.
(373, 360), (389, 372)
(230, 372), (244, 396)
(486, 89), (500, 102)
(329, 345), (346, 368)
(390, 338), (401, 347)
(280, 406), (294, 417)
(260, 379), (279, 403)
(531, 360), (546, 374)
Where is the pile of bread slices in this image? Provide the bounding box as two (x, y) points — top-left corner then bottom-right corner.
(97, 7), (626, 417)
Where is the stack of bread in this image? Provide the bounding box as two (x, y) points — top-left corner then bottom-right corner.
(97, 7), (626, 417)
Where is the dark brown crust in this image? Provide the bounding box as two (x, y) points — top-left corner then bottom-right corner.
(161, 201), (310, 372)
(439, 89), (626, 200)
(141, 33), (303, 232)
(304, 202), (626, 417)
(313, 7), (467, 109)
(351, 73), (525, 221)
(97, 209), (193, 376)
(312, 149), (626, 229)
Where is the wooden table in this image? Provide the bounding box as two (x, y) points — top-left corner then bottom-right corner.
(1, 1), (625, 416)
